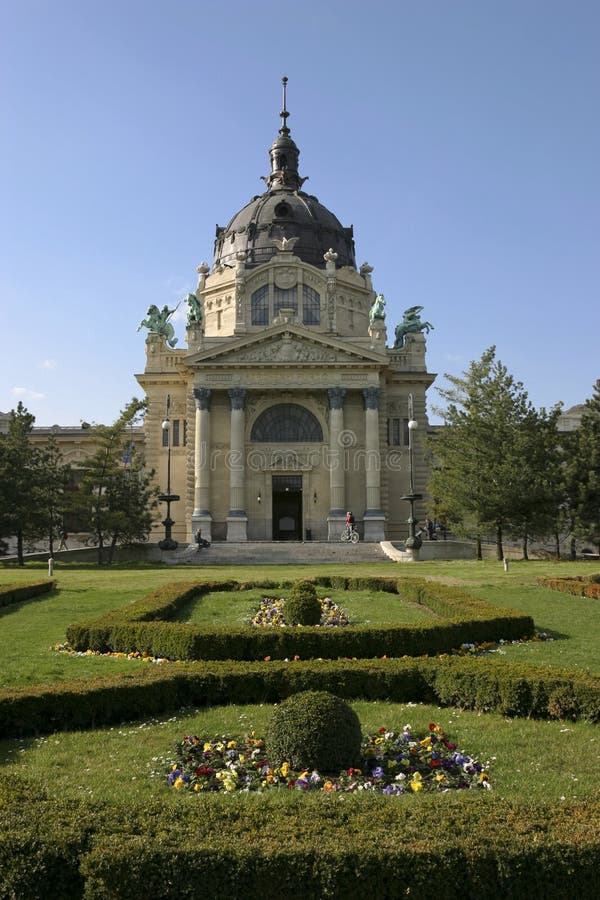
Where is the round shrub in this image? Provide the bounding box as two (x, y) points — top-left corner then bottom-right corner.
(285, 581), (321, 625)
(266, 690), (362, 771)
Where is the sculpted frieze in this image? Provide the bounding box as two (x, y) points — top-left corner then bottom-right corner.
(217, 337), (354, 364)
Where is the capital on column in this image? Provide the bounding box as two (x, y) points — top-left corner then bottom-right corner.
(328, 387), (346, 410)
(228, 387), (247, 410)
(362, 387), (380, 410)
(193, 387), (212, 410)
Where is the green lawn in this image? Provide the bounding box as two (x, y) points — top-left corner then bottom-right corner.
(2, 700), (598, 806)
(1, 557), (600, 867)
(1, 558), (599, 686)
(176, 587), (433, 626)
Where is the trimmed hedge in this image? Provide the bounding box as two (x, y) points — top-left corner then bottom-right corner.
(1, 656), (599, 738)
(65, 577), (534, 662)
(538, 574), (600, 599)
(1, 778), (600, 899)
(0, 579), (54, 608)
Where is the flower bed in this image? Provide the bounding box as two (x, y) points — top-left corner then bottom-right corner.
(250, 596), (351, 628)
(168, 722), (489, 795)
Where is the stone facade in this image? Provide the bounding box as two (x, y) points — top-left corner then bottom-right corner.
(136, 248), (435, 544)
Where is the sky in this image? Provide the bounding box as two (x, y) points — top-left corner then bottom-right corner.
(1, 0), (598, 427)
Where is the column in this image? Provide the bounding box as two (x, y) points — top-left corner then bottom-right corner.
(362, 386), (386, 541)
(191, 387), (212, 542)
(326, 386), (346, 540)
(226, 387), (248, 541)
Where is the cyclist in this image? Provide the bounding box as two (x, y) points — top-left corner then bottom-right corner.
(345, 511), (355, 537)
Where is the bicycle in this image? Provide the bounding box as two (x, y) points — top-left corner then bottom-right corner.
(340, 525), (359, 544)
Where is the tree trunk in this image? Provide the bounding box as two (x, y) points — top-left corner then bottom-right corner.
(554, 531), (560, 560)
(496, 524), (504, 561)
(476, 535), (482, 560)
(107, 534), (118, 565)
(522, 531), (529, 561)
(16, 530), (24, 567)
(569, 535), (576, 561)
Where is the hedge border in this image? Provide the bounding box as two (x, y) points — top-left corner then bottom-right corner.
(65, 576), (534, 662)
(1, 779), (599, 899)
(0, 579), (54, 609)
(538, 574), (600, 599)
(1, 655), (599, 738)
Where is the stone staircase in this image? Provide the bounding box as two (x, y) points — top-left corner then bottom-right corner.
(153, 541), (390, 566)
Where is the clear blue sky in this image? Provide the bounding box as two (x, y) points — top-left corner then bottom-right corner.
(1, 0), (598, 426)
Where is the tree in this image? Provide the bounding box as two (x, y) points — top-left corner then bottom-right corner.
(507, 405), (563, 559)
(559, 380), (600, 557)
(0, 403), (42, 565)
(0, 406), (81, 563)
(36, 436), (74, 557)
(75, 398), (158, 564)
(427, 347), (562, 560)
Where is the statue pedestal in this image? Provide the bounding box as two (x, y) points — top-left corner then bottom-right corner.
(369, 319), (387, 350)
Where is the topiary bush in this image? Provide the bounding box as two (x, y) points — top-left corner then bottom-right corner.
(266, 690), (362, 771)
(285, 581), (321, 625)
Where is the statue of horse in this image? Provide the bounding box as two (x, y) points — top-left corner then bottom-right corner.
(185, 293), (203, 326)
(137, 303), (179, 348)
(393, 305), (434, 348)
(369, 293), (386, 325)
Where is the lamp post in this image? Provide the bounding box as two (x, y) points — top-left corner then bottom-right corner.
(400, 393), (422, 553)
(158, 394), (179, 550)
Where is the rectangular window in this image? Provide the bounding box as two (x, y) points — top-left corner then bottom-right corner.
(251, 285), (269, 325)
(274, 286), (298, 316)
(162, 428), (169, 448)
(183, 419), (187, 446)
(302, 285), (320, 325)
(387, 417), (411, 446)
(402, 417), (410, 446)
(172, 419), (180, 447)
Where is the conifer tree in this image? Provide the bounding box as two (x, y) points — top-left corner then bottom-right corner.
(0, 403), (42, 565)
(427, 347), (561, 560)
(560, 380), (600, 557)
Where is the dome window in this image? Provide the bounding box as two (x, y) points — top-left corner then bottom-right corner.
(274, 202), (292, 218)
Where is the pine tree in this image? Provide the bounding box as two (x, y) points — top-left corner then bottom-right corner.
(560, 380), (600, 557)
(0, 403), (41, 565)
(427, 347), (562, 560)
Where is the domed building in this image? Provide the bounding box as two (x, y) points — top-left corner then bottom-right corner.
(136, 80), (435, 544)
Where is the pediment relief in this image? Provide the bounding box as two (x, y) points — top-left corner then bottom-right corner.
(185, 325), (386, 367)
(225, 336), (347, 364)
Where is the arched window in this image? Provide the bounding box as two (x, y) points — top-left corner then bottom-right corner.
(251, 285), (269, 325)
(251, 404), (323, 442)
(302, 285), (320, 325)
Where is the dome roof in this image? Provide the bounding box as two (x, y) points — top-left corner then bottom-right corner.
(213, 79), (356, 271)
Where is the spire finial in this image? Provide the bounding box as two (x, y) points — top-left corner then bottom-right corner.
(279, 75), (290, 136)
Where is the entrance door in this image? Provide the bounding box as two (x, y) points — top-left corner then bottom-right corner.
(272, 475), (302, 541)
